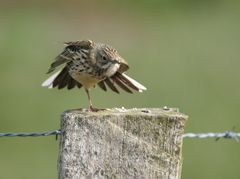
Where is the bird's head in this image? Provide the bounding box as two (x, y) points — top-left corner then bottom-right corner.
(95, 43), (129, 73)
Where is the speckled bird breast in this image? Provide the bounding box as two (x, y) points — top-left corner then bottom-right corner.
(67, 53), (121, 89)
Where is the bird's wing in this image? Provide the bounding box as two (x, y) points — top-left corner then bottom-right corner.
(42, 67), (82, 89)
(46, 40), (94, 74)
(99, 72), (146, 94)
(112, 72), (146, 92)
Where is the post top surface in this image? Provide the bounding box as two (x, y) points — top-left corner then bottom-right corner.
(62, 107), (188, 121)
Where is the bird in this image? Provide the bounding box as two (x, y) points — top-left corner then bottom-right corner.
(42, 40), (147, 111)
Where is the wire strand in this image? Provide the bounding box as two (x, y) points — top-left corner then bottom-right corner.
(0, 130), (61, 137)
(0, 130), (240, 141)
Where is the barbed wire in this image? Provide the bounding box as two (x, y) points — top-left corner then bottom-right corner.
(0, 130), (61, 140)
(183, 131), (240, 142)
(0, 130), (240, 141)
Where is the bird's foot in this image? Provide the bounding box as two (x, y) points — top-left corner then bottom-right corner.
(89, 105), (105, 112)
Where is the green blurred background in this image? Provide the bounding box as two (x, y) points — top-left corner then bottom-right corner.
(1, 0), (240, 178)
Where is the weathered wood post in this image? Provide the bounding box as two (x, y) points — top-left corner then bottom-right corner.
(58, 108), (187, 179)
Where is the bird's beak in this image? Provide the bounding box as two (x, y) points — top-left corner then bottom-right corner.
(113, 60), (121, 64)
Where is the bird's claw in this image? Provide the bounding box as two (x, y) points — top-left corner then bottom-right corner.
(89, 106), (105, 112)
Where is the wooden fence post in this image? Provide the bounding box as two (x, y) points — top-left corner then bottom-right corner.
(58, 108), (187, 179)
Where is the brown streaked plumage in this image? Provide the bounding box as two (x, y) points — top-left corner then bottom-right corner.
(42, 40), (146, 111)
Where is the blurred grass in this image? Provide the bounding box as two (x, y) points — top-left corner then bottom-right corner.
(0, 0), (240, 178)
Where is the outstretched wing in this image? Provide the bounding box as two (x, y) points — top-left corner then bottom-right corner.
(42, 67), (82, 90)
(99, 72), (147, 94)
(43, 40), (93, 89)
(46, 40), (94, 74)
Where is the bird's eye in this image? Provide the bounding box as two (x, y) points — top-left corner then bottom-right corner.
(102, 56), (107, 61)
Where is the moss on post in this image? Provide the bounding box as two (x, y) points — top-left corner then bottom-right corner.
(58, 108), (187, 179)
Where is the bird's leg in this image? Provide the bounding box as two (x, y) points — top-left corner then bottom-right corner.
(85, 88), (100, 112)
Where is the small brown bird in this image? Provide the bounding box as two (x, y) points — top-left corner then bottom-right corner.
(42, 40), (146, 111)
